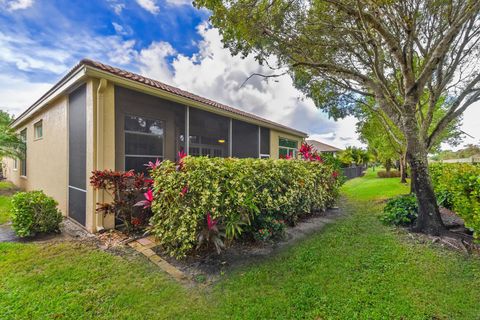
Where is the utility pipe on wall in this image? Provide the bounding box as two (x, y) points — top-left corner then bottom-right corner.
(95, 78), (108, 232)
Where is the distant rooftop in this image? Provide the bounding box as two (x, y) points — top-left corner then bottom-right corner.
(306, 139), (343, 153)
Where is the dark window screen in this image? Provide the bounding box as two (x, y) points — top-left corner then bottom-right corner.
(232, 119), (259, 158)
(189, 108), (229, 157)
(260, 127), (270, 155)
(20, 129), (27, 176)
(125, 115), (164, 173)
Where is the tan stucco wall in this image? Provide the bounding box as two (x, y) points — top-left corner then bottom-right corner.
(3, 96), (69, 215)
(269, 130), (304, 159)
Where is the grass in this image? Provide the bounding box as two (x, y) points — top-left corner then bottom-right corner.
(0, 196), (12, 224)
(1, 170), (480, 319)
(0, 181), (15, 224)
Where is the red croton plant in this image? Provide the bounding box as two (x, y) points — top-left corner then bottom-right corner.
(90, 169), (153, 234)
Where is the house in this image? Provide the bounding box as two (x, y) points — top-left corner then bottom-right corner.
(3, 59), (307, 232)
(306, 139), (342, 155)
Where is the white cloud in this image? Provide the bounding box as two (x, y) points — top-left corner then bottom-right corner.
(136, 23), (353, 147)
(136, 0), (159, 14)
(444, 101), (480, 150)
(138, 42), (176, 83)
(166, 0), (192, 6)
(0, 73), (51, 116)
(1, 0), (34, 11)
(108, 0), (125, 15)
(0, 32), (69, 74)
(112, 22), (133, 36)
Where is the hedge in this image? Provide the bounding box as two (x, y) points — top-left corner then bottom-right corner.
(150, 157), (343, 257)
(430, 163), (480, 238)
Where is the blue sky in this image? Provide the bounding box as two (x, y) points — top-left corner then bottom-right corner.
(0, 0), (478, 149)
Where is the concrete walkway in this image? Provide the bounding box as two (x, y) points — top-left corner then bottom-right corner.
(0, 224), (17, 242)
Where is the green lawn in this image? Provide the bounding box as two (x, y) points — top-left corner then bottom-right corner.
(0, 181), (15, 224)
(0, 195), (12, 224)
(1, 171), (480, 319)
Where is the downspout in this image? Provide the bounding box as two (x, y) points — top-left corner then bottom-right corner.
(95, 78), (108, 232)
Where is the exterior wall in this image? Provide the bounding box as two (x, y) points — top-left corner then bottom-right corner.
(114, 85), (186, 169)
(269, 130), (304, 159)
(3, 96), (69, 215)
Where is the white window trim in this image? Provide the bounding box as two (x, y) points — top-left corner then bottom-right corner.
(124, 115), (165, 170)
(34, 120), (43, 140)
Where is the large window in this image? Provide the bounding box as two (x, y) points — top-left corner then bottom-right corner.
(279, 137), (298, 158)
(125, 115), (164, 173)
(20, 129), (27, 176)
(189, 108), (229, 157)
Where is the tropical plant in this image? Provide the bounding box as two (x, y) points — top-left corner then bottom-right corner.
(10, 191), (62, 237)
(90, 170), (152, 234)
(149, 156), (342, 257)
(381, 194), (418, 226)
(197, 213), (225, 254)
(430, 163), (480, 238)
(0, 110), (24, 159)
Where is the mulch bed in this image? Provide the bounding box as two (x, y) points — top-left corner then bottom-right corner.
(153, 209), (344, 283)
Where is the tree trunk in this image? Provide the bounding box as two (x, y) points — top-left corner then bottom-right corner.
(385, 159), (392, 172)
(405, 130), (445, 235)
(399, 154), (407, 184)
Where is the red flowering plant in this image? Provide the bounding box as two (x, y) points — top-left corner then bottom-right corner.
(299, 142), (323, 163)
(90, 169), (153, 234)
(176, 150), (188, 171)
(197, 212), (225, 254)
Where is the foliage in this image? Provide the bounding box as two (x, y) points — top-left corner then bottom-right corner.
(377, 170), (401, 178)
(253, 216), (286, 242)
(430, 163), (480, 238)
(0, 195), (11, 224)
(0, 109), (25, 159)
(431, 144), (480, 161)
(197, 213), (225, 254)
(338, 146), (369, 167)
(196, 0), (480, 233)
(90, 170), (152, 234)
(3, 174), (480, 318)
(381, 194), (418, 226)
(150, 156), (342, 257)
(10, 191), (62, 237)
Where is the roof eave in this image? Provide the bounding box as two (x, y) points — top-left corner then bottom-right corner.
(85, 66), (308, 138)
(11, 65), (88, 129)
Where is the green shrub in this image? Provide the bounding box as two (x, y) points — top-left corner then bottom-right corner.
(11, 191), (62, 237)
(381, 194), (418, 226)
(150, 157), (343, 257)
(377, 170), (401, 178)
(253, 216), (286, 242)
(430, 163), (480, 238)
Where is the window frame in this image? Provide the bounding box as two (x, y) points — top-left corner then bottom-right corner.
(124, 114), (165, 172)
(278, 137), (298, 158)
(20, 129), (27, 177)
(34, 120), (43, 140)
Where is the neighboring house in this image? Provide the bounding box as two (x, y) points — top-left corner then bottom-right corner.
(3, 59), (307, 233)
(306, 139), (343, 155)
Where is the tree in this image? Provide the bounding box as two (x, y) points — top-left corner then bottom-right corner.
(357, 96), (462, 184)
(338, 146), (370, 167)
(0, 110), (24, 159)
(196, 0), (480, 235)
(356, 104), (407, 181)
(431, 144), (480, 160)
